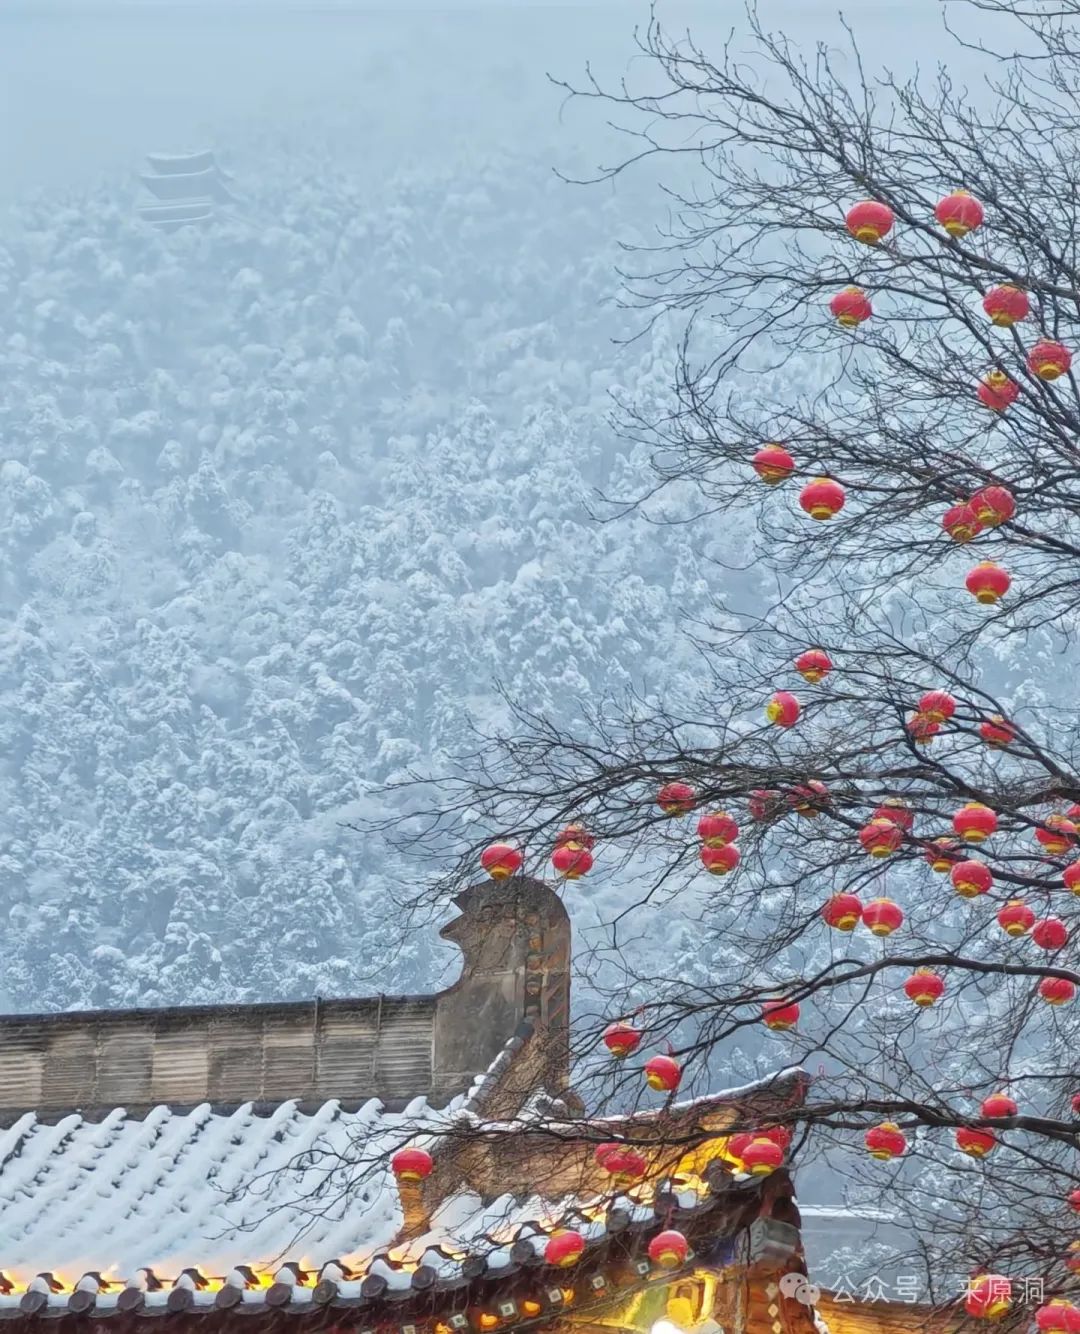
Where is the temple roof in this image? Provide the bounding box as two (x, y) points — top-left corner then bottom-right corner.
(0, 881), (812, 1328)
(0, 878), (572, 1124)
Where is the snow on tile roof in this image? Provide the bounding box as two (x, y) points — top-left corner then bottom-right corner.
(0, 1089), (726, 1317)
(0, 1069), (799, 1314)
(0, 1096), (434, 1288)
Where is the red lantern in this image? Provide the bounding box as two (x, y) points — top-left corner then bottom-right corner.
(956, 1127), (997, 1158)
(726, 1131), (754, 1163)
(748, 789), (782, 822)
(859, 818), (903, 858)
(1036, 814), (1078, 856)
(1071, 1191), (1080, 1213)
(648, 1230), (689, 1269)
(1036, 1302), (1080, 1334)
(555, 823), (595, 850)
(1063, 862), (1080, 894)
(795, 648), (833, 683)
(845, 200), (895, 245)
(919, 690), (957, 723)
(799, 477), (846, 520)
(697, 811), (739, 847)
(829, 287), (872, 327)
(980, 1092), (1018, 1119)
(545, 1230), (585, 1268)
(822, 893), (862, 931)
(1040, 976), (1076, 1005)
(765, 691), (801, 727)
(1032, 917), (1069, 951)
(762, 999), (800, 1031)
(907, 715), (941, 744)
(1070, 804), (1080, 823)
(864, 1121), (906, 1160)
(741, 1137), (784, 1176)
(789, 780), (829, 815)
(935, 190), (984, 237)
(966, 562), (1011, 605)
(657, 782), (696, 816)
(943, 502), (983, 543)
(481, 842), (524, 880)
(598, 1146), (648, 1184)
(644, 1054), (682, 1092)
(1072, 1092), (1080, 1115)
(700, 843), (740, 876)
(953, 803), (998, 843)
(602, 1021), (642, 1059)
(873, 798), (914, 832)
(863, 897), (904, 937)
(996, 900), (1035, 937)
(552, 845), (594, 879)
(1028, 339), (1072, 381)
(926, 837), (962, 872)
(903, 970), (945, 1008)
(391, 1146), (434, 1182)
(982, 284), (1029, 327)
(965, 1274), (1012, 1321)
(978, 370), (1020, 412)
(758, 1125), (792, 1151)
(980, 715), (1016, 748)
(971, 485), (1016, 527)
(752, 443), (795, 485)
(951, 859), (993, 898)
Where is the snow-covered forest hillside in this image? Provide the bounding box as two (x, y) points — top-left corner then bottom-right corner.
(0, 0), (980, 1020)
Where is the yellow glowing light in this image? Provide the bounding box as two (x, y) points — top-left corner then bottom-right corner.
(666, 1296), (695, 1327)
(521, 1301), (542, 1318)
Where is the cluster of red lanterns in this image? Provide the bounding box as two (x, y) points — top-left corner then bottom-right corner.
(481, 826), (599, 883)
(551, 824), (595, 880)
(697, 809), (741, 876)
(820, 892), (904, 937)
(905, 689), (955, 745)
(600, 1021), (684, 1095)
(726, 1126), (790, 1177)
(940, 485), (1017, 606)
(750, 445), (847, 522)
(843, 195), (1070, 393)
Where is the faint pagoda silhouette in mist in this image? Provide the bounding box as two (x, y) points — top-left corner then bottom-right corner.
(137, 150), (237, 231)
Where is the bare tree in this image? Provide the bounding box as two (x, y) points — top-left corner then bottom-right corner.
(359, 0), (1080, 1310)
